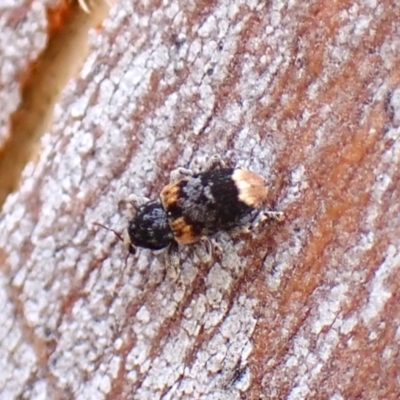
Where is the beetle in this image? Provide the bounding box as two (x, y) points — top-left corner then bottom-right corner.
(95, 156), (283, 279)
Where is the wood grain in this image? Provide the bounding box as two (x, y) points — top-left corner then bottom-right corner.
(0, 0), (399, 399)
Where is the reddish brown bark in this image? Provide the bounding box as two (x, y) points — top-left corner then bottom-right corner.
(0, 0), (399, 399)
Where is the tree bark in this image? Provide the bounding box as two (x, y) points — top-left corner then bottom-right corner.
(1, 0), (400, 399)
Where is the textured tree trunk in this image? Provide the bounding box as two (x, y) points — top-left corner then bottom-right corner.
(1, 0), (400, 399)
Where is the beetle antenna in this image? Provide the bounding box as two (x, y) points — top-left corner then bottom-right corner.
(93, 222), (124, 243)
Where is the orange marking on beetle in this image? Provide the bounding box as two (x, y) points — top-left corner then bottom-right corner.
(170, 217), (200, 244)
(232, 169), (269, 207)
(160, 182), (181, 209)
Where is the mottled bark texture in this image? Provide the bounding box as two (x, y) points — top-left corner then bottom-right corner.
(1, 0), (400, 399)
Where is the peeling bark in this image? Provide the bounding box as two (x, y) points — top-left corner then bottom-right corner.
(1, 0), (400, 399)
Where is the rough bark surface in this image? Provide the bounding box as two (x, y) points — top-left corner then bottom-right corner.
(1, 0), (400, 399)
(0, 0), (48, 145)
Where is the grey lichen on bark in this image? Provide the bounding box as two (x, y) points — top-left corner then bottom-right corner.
(1, 0), (400, 399)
